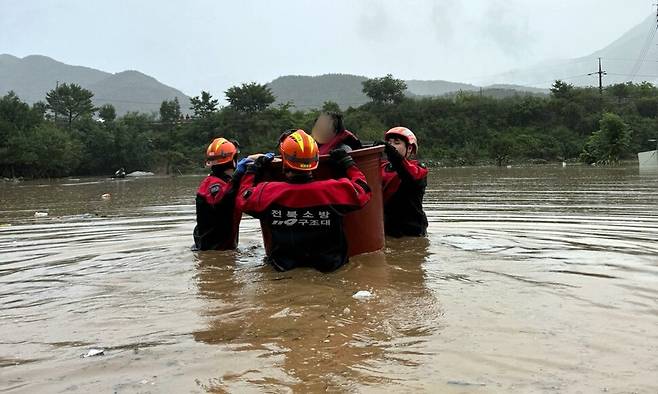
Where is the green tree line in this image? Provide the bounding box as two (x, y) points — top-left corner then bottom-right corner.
(1, 77), (656, 178)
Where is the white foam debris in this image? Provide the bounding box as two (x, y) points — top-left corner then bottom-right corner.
(352, 290), (373, 300)
(126, 171), (154, 177)
(270, 307), (302, 318)
(81, 348), (105, 358)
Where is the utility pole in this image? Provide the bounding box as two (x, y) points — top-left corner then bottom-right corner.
(54, 80), (59, 123)
(597, 57), (605, 96)
(588, 58), (607, 96)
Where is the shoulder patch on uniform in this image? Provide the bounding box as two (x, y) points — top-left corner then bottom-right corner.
(209, 183), (222, 196)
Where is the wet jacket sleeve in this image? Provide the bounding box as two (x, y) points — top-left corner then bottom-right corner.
(236, 167), (371, 215)
(336, 165), (371, 210)
(225, 170), (247, 200)
(236, 172), (268, 215)
(388, 153), (428, 184)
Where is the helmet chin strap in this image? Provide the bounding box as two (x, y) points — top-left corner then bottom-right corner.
(406, 146), (414, 158)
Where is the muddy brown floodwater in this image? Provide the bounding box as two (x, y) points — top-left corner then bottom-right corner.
(1, 165), (657, 393)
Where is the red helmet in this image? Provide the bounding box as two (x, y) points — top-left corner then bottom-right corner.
(385, 127), (418, 154)
(279, 129), (319, 171)
(205, 138), (238, 167)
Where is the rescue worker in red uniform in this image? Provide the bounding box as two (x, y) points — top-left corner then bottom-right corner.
(193, 137), (253, 251)
(237, 129), (371, 272)
(379, 127), (429, 237)
(311, 112), (362, 154)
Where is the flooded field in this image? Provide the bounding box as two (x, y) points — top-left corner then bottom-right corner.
(1, 165), (657, 393)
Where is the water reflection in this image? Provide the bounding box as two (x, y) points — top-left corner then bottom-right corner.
(192, 237), (441, 391)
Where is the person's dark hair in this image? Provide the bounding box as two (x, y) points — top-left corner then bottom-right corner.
(317, 112), (345, 135)
(278, 129), (297, 143)
(386, 134), (409, 149)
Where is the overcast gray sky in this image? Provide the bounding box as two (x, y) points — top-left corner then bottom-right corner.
(0, 0), (653, 96)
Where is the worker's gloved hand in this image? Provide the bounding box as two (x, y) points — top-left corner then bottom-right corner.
(330, 148), (355, 170)
(382, 142), (403, 163)
(254, 152), (274, 165)
(250, 152), (275, 175)
(233, 158), (253, 178)
(374, 140), (401, 160)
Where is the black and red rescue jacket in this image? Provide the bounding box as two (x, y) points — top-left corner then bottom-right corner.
(237, 166), (371, 272)
(193, 173), (242, 250)
(381, 156), (428, 237)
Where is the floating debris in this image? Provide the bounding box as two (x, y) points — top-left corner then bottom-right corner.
(101, 193), (111, 200)
(81, 348), (105, 358)
(447, 380), (486, 387)
(270, 307), (302, 318)
(352, 290), (373, 300)
(126, 171), (154, 177)
(34, 212), (48, 218)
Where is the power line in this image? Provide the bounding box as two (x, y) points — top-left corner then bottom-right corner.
(629, 5), (658, 79)
(630, 28), (657, 79)
(465, 57), (596, 82)
(93, 97), (178, 105)
(283, 101), (371, 109)
(607, 72), (658, 78)
(524, 73), (592, 88)
(602, 57), (658, 63)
